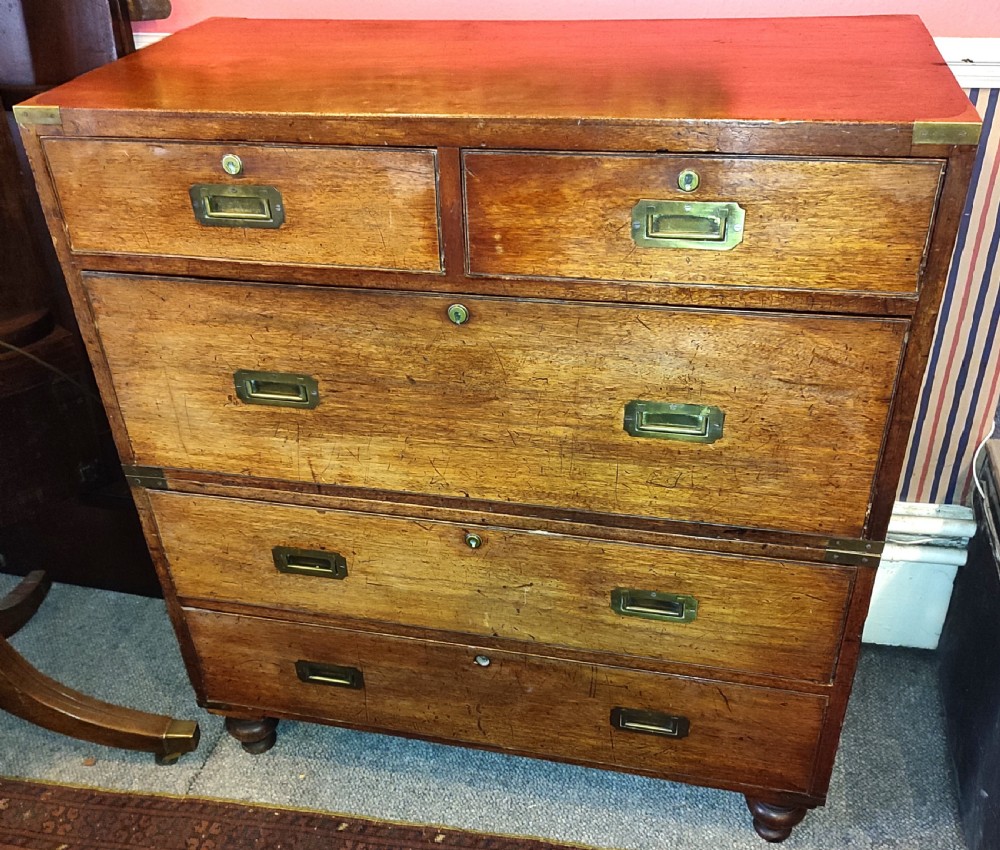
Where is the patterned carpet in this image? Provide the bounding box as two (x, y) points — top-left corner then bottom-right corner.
(0, 777), (583, 850)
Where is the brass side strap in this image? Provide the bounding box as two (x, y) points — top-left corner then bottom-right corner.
(122, 465), (168, 491)
(825, 539), (884, 567)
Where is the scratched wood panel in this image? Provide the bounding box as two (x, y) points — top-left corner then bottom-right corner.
(28, 18), (977, 130)
(151, 490), (854, 683)
(187, 609), (827, 794)
(87, 274), (907, 536)
(43, 139), (441, 273)
(465, 152), (943, 294)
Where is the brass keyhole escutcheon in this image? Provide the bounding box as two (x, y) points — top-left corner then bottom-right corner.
(464, 532), (483, 549)
(677, 169), (700, 192)
(221, 154), (244, 176)
(447, 303), (470, 325)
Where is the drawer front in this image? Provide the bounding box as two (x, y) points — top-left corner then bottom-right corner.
(151, 491), (854, 683)
(43, 139), (441, 272)
(465, 152), (942, 294)
(187, 610), (827, 793)
(90, 274), (906, 536)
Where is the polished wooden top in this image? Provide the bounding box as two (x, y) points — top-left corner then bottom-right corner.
(31, 16), (978, 127)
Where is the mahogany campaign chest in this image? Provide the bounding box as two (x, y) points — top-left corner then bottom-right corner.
(16, 16), (980, 841)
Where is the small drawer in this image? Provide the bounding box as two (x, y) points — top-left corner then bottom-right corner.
(150, 491), (854, 683)
(42, 139), (441, 273)
(186, 609), (827, 794)
(91, 274), (906, 537)
(464, 151), (943, 294)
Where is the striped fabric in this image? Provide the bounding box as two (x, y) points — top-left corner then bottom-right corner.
(899, 88), (1000, 505)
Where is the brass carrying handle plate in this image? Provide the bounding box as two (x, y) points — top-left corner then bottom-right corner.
(273, 546), (347, 580)
(233, 370), (319, 409)
(611, 707), (690, 739)
(624, 401), (724, 443)
(295, 661), (364, 689)
(611, 588), (698, 624)
(190, 184), (285, 228)
(631, 200), (745, 250)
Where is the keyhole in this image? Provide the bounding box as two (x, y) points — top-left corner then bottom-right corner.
(677, 169), (700, 192)
(447, 304), (470, 325)
(221, 154), (243, 176)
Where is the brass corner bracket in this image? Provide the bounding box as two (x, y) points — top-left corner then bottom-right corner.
(12, 104), (62, 127)
(912, 120), (982, 146)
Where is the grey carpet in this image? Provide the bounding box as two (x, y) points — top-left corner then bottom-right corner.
(0, 573), (966, 849)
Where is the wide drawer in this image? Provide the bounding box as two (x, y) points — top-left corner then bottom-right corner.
(42, 139), (442, 273)
(186, 609), (827, 793)
(150, 490), (854, 683)
(89, 274), (907, 536)
(465, 152), (943, 294)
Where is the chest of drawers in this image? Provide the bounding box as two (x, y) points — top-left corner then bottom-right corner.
(16, 16), (979, 841)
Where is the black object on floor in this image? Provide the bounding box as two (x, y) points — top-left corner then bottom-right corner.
(939, 442), (1000, 850)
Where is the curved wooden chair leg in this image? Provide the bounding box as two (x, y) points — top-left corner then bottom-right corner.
(0, 573), (200, 762)
(0, 571), (52, 638)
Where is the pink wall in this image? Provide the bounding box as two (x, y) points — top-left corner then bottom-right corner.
(135, 0), (999, 38)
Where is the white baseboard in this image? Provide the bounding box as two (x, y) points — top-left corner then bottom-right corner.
(863, 502), (976, 650)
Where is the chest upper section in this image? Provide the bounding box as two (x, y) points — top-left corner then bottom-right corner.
(15, 16), (980, 545)
(19, 16), (977, 314)
(40, 139), (944, 298)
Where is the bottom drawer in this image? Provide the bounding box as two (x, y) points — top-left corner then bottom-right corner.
(186, 610), (827, 794)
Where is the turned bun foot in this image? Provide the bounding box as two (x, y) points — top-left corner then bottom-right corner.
(745, 798), (808, 843)
(225, 716), (278, 754)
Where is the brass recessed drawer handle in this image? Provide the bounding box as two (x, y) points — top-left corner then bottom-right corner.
(630, 200), (745, 250)
(623, 401), (724, 443)
(295, 661), (364, 689)
(233, 370), (319, 408)
(189, 183), (285, 228)
(611, 707), (690, 739)
(611, 588), (698, 623)
(272, 546), (347, 580)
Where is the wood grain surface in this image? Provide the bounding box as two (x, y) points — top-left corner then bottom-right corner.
(466, 152), (943, 294)
(88, 274), (906, 537)
(25, 18), (976, 127)
(863, 145), (980, 538)
(149, 490), (854, 683)
(187, 609), (827, 794)
(43, 139), (441, 273)
(11, 15), (982, 836)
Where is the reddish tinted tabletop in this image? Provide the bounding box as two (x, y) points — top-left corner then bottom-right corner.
(34, 16), (978, 126)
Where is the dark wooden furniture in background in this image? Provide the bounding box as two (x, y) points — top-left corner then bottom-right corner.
(1, 0), (158, 595)
(0, 0), (197, 761)
(939, 441), (1000, 850)
(17, 16), (979, 839)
